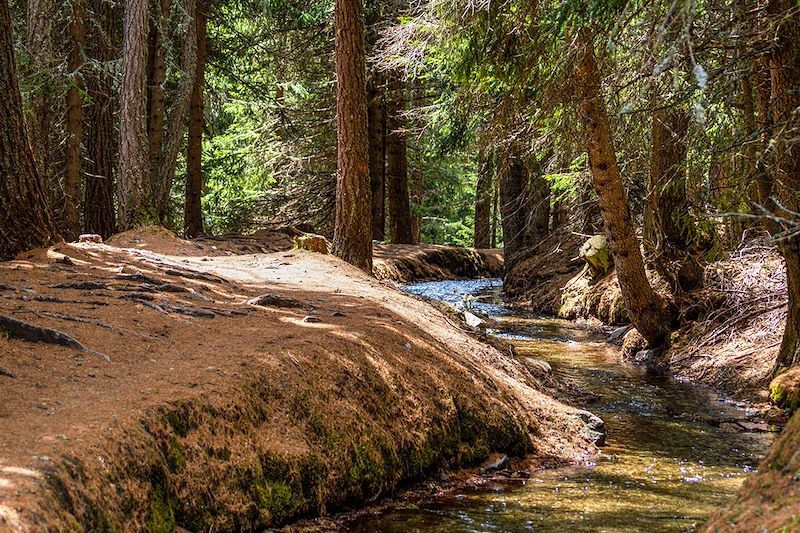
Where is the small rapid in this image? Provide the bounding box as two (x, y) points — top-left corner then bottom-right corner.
(349, 279), (773, 532)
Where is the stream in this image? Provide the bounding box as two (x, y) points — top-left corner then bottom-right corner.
(348, 279), (773, 532)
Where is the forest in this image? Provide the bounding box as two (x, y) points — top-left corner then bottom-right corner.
(0, 0), (799, 530)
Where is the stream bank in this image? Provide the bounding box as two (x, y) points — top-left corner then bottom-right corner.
(0, 230), (589, 532)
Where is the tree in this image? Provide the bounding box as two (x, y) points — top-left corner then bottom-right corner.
(768, 0), (800, 372)
(184, 0), (208, 238)
(332, 0), (372, 272)
(367, 72), (386, 241)
(63, 0), (86, 240)
(83, 0), (117, 238)
(386, 69), (414, 244)
(473, 146), (492, 249)
(118, 0), (154, 229)
(574, 32), (672, 347)
(0, 0), (59, 259)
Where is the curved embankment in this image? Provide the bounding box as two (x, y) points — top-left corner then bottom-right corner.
(0, 240), (590, 532)
(373, 244), (503, 282)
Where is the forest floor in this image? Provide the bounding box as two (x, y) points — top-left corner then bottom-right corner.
(0, 227), (592, 532)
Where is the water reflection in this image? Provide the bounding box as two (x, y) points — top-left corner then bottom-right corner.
(349, 279), (772, 532)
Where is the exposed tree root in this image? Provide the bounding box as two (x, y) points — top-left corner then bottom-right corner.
(0, 314), (109, 361)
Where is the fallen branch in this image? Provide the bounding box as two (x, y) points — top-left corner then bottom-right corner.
(0, 314), (109, 362)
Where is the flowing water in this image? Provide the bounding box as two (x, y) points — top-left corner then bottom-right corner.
(348, 279), (773, 532)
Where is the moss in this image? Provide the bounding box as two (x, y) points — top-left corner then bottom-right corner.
(145, 484), (178, 533)
(254, 481), (303, 527)
(160, 402), (195, 437)
(165, 436), (185, 471)
(770, 380), (800, 415)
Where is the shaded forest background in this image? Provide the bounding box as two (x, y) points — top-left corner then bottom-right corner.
(0, 0), (798, 373)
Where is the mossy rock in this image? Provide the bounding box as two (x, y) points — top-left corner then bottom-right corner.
(580, 235), (612, 279)
(293, 234), (329, 254)
(770, 368), (800, 414)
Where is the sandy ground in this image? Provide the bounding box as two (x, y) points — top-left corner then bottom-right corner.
(0, 229), (590, 531)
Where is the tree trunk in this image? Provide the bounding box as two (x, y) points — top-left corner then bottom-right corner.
(490, 171), (499, 248)
(0, 0), (59, 259)
(83, 0), (116, 238)
(575, 34), (671, 347)
(184, 0), (207, 238)
(25, 0), (54, 185)
(147, 0), (171, 213)
(332, 0), (372, 272)
(409, 80), (425, 244)
(385, 70), (414, 244)
(118, 0), (155, 229)
(63, 0), (86, 241)
(768, 0), (800, 372)
(155, 0), (198, 224)
(499, 150), (549, 275)
(474, 147), (492, 249)
(367, 71), (385, 241)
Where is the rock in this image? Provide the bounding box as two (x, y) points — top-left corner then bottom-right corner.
(302, 316), (321, 323)
(78, 234), (103, 243)
(573, 409), (606, 447)
(608, 324), (633, 345)
(293, 234), (329, 254)
(520, 357), (552, 375)
(247, 293), (304, 308)
(479, 453), (509, 473)
(464, 310), (483, 328)
(580, 235), (613, 279)
(631, 348), (667, 376)
(621, 328), (647, 359)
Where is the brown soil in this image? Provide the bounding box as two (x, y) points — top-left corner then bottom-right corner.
(0, 228), (590, 532)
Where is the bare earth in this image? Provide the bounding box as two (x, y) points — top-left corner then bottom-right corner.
(0, 228), (590, 531)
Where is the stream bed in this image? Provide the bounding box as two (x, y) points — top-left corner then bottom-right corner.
(348, 279), (774, 532)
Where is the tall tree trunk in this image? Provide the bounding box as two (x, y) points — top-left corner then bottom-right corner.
(147, 0), (171, 211)
(184, 0), (206, 238)
(474, 147), (492, 249)
(409, 80), (425, 244)
(118, 0), (154, 229)
(0, 0), (59, 259)
(26, 0), (54, 184)
(367, 72), (385, 241)
(490, 171), (499, 248)
(83, 0), (116, 238)
(768, 0), (800, 372)
(155, 0), (197, 224)
(575, 34), (671, 347)
(332, 0), (372, 272)
(499, 152), (527, 274)
(385, 70), (414, 244)
(63, 0), (86, 241)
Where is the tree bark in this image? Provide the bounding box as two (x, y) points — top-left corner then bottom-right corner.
(147, 0), (171, 211)
(575, 34), (671, 347)
(767, 0), (800, 372)
(385, 70), (414, 244)
(332, 0), (372, 272)
(118, 0), (155, 229)
(184, 0), (207, 238)
(367, 72), (385, 241)
(474, 147), (492, 249)
(25, 0), (54, 184)
(409, 80), (425, 244)
(63, 0), (86, 241)
(0, 0), (59, 259)
(83, 0), (116, 238)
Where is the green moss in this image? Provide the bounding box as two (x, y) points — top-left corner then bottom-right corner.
(161, 402), (194, 437)
(254, 481), (303, 526)
(770, 381), (800, 414)
(146, 485), (178, 533)
(166, 436), (185, 471)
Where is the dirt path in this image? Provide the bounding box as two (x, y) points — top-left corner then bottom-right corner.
(0, 230), (592, 531)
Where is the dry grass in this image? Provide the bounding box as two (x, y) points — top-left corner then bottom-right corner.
(668, 241), (787, 397)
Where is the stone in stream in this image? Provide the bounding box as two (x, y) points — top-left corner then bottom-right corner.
(573, 409), (606, 447)
(479, 453), (509, 473)
(464, 310), (483, 328)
